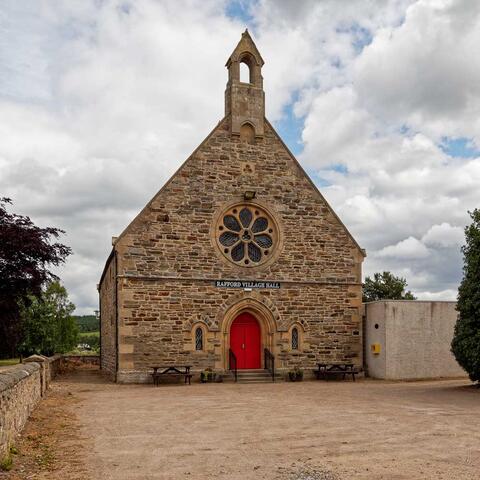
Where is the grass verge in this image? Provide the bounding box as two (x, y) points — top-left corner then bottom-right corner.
(0, 358), (20, 366)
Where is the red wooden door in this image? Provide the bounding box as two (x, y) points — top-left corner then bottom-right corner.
(230, 313), (261, 369)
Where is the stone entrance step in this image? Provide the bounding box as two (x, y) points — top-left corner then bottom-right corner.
(227, 369), (277, 383)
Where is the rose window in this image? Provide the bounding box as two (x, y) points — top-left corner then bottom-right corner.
(215, 204), (278, 267)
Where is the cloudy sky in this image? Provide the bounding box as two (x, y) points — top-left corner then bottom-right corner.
(1, 0), (479, 314)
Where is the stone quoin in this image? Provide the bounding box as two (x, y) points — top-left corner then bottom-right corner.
(99, 31), (366, 383)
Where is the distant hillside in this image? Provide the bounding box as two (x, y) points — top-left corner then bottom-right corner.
(74, 315), (99, 332)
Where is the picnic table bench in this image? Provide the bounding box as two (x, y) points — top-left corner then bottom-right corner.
(150, 365), (193, 386)
(314, 363), (359, 381)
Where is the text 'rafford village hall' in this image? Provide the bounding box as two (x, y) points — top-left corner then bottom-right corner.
(99, 31), (366, 383)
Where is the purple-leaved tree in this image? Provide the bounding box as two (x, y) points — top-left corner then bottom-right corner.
(0, 198), (72, 358)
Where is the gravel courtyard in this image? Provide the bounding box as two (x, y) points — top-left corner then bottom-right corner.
(8, 370), (480, 480)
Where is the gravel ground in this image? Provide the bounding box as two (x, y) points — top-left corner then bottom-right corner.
(281, 465), (339, 479)
(6, 369), (479, 480)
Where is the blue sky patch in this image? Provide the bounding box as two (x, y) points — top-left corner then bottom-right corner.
(332, 163), (348, 174)
(273, 93), (305, 156)
(351, 24), (373, 53)
(226, 0), (255, 25)
(440, 137), (480, 159)
(309, 170), (331, 188)
(336, 22), (373, 54)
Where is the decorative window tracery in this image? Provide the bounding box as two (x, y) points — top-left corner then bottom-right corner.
(292, 327), (299, 350)
(216, 204), (278, 267)
(195, 327), (203, 351)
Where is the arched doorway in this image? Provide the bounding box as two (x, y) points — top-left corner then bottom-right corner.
(230, 313), (261, 369)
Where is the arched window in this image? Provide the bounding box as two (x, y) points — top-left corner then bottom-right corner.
(291, 327), (299, 350)
(195, 327), (203, 351)
(240, 122), (255, 143)
(240, 61), (250, 83)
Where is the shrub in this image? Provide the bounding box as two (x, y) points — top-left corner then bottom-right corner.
(77, 331), (100, 352)
(452, 209), (480, 383)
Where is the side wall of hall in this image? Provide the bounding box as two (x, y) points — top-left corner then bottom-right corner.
(99, 254), (117, 378)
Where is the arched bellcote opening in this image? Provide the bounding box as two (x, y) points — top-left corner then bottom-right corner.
(239, 61), (250, 83)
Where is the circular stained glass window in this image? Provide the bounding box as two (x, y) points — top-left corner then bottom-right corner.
(215, 203), (279, 267)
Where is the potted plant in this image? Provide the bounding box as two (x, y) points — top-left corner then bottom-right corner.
(288, 366), (303, 382)
(200, 368), (217, 383)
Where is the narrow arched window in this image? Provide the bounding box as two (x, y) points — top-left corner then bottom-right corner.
(195, 327), (203, 351)
(292, 327), (299, 350)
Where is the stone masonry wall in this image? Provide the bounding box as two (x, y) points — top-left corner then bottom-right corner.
(100, 254), (117, 378)
(117, 279), (361, 382)
(116, 118), (362, 283)
(0, 363), (40, 459)
(0, 356), (61, 460)
(107, 116), (364, 382)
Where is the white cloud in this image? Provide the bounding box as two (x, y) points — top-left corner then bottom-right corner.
(1, 0), (477, 312)
(376, 236), (430, 259)
(414, 289), (458, 301)
(422, 222), (465, 248)
(295, 0), (478, 300)
(0, 0), (243, 313)
(353, 0), (480, 143)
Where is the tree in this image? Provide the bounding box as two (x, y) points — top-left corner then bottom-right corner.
(363, 271), (416, 302)
(451, 209), (480, 383)
(74, 315), (100, 332)
(0, 198), (71, 357)
(19, 281), (78, 356)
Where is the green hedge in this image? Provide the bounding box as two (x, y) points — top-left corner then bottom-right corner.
(78, 331), (100, 352)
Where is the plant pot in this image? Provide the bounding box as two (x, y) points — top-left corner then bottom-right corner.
(201, 372), (217, 383)
(288, 371), (303, 382)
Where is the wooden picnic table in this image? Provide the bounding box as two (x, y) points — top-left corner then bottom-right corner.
(149, 365), (192, 386)
(314, 363), (359, 381)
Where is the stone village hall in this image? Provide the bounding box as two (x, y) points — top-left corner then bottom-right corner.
(99, 31), (365, 383)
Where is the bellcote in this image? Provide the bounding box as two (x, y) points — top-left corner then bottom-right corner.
(225, 30), (265, 138)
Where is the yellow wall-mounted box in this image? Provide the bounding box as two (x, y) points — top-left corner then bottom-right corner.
(371, 343), (381, 355)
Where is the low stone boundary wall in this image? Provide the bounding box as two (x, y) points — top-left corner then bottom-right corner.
(0, 355), (61, 461)
(62, 354), (99, 366)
